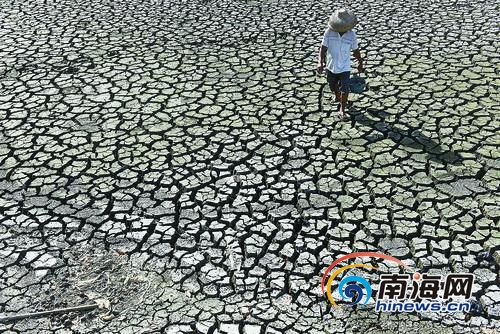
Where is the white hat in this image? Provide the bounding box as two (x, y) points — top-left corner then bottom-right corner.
(328, 8), (358, 32)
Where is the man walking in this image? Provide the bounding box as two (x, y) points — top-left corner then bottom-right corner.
(317, 8), (364, 119)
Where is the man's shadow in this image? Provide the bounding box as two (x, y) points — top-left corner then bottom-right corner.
(347, 106), (463, 166)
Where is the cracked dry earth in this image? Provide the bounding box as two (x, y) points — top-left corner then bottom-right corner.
(0, 0), (499, 333)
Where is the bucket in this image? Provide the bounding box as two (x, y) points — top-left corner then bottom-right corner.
(349, 74), (366, 94)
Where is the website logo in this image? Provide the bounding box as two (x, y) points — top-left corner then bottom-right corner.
(321, 252), (474, 312)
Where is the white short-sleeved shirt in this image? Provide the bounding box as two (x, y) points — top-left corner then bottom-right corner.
(321, 28), (358, 73)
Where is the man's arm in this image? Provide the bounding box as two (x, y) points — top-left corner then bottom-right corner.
(317, 45), (327, 74)
(353, 48), (364, 73)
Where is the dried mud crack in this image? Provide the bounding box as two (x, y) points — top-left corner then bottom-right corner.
(0, 0), (498, 333)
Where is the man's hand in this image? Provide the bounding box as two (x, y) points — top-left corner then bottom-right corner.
(317, 63), (325, 75)
(353, 48), (364, 73)
(317, 45), (327, 75)
(357, 62), (364, 73)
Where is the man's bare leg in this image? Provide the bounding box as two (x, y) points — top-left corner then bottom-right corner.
(331, 82), (341, 104)
(339, 92), (348, 118)
(335, 89), (341, 103)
